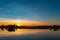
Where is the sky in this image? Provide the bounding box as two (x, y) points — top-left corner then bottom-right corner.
(0, 0), (60, 26)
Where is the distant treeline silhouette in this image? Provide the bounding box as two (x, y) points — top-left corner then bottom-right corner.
(0, 24), (60, 32)
(0, 24), (60, 29)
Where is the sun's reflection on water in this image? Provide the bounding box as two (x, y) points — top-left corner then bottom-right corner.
(0, 28), (60, 37)
(0, 28), (49, 37)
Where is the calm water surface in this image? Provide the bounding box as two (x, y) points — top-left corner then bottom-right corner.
(0, 29), (60, 40)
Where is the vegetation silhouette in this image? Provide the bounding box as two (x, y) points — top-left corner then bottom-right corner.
(0, 24), (60, 32)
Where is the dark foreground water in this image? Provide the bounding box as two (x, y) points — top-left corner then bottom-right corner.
(0, 28), (60, 40)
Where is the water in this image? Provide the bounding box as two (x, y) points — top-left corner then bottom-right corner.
(0, 28), (60, 40)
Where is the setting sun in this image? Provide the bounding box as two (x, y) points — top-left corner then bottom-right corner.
(16, 23), (21, 26)
(14, 19), (22, 26)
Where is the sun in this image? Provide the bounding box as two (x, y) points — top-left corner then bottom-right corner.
(16, 23), (21, 26)
(14, 19), (22, 26)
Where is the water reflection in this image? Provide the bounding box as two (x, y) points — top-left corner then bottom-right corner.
(0, 28), (60, 32)
(0, 28), (16, 32)
(0, 28), (60, 40)
(50, 28), (60, 31)
(7, 28), (15, 32)
(0, 25), (60, 40)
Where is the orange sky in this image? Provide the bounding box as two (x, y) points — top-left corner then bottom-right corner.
(0, 18), (60, 26)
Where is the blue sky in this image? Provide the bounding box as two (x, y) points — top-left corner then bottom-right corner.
(0, 0), (60, 25)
